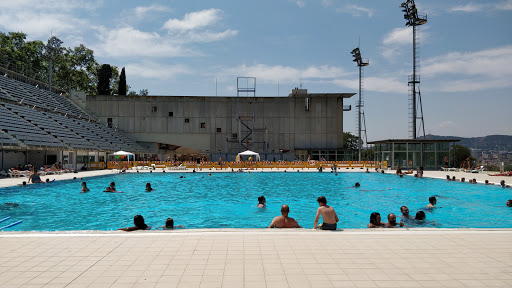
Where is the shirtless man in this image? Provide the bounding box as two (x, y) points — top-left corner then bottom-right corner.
(313, 196), (339, 230)
(385, 213), (404, 228)
(268, 205), (301, 228)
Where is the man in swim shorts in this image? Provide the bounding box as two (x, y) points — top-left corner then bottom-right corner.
(268, 205), (301, 228)
(313, 196), (339, 230)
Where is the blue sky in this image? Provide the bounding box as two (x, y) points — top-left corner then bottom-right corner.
(1, 0), (511, 141)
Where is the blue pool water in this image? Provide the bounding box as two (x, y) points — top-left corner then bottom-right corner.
(0, 172), (511, 231)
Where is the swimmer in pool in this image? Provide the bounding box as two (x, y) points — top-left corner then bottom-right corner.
(81, 182), (90, 193)
(400, 206), (412, 219)
(145, 183), (154, 192)
(355, 182), (360, 187)
(500, 180), (510, 188)
(118, 215), (149, 231)
(158, 218), (185, 229)
(257, 196), (266, 208)
(426, 196), (437, 209)
(385, 213), (404, 228)
(415, 211), (426, 220)
(313, 196), (339, 230)
(485, 180), (493, 185)
(367, 212), (385, 228)
(507, 200), (512, 207)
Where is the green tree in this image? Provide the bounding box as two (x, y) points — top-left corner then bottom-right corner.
(0, 32), (46, 78)
(361, 148), (375, 161)
(127, 90), (138, 96)
(97, 64), (113, 95)
(54, 44), (98, 94)
(118, 67), (127, 95)
(139, 89), (149, 96)
(449, 145), (472, 168)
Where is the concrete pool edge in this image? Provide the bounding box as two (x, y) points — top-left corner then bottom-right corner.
(2, 228), (512, 237)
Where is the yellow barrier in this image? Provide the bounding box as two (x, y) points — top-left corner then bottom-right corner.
(135, 161), (151, 168)
(320, 161), (334, 168)
(152, 161), (166, 168)
(274, 161), (291, 168)
(351, 161), (365, 168)
(306, 161), (319, 168)
(336, 161), (351, 168)
(365, 161), (378, 168)
(166, 161), (179, 167)
(89, 162), (105, 169)
(245, 161), (258, 169)
(199, 161), (214, 169)
(213, 162), (229, 169)
(107, 161), (119, 169)
(259, 161), (274, 169)
(183, 161), (197, 168)
(290, 161), (305, 169)
(230, 161), (244, 168)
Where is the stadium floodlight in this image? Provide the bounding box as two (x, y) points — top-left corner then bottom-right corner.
(351, 47), (369, 161)
(399, 0), (427, 139)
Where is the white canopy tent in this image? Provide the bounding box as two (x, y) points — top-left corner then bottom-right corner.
(236, 150), (261, 161)
(111, 151), (135, 166)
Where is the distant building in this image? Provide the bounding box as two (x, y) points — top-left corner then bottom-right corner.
(76, 89), (355, 161)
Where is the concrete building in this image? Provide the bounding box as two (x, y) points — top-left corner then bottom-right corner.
(76, 89), (355, 161)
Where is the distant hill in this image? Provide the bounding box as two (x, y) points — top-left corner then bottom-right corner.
(420, 135), (512, 152)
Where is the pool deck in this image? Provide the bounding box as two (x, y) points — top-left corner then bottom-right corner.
(0, 167), (510, 188)
(1, 169), (511, 287)
(1, 229), (511, 288)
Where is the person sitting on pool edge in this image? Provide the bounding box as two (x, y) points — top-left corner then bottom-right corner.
(367, 212), (385, 228)
(159, 218), (185, 229)
(145, 183), (154, 192)
(426, 196), (437, 209)
(268, 204), (302, 228)
(257, 196), (266, 208)
(28, 170), (42, 183)
(81, 182), (90, 193)
(313, 196), (339, 230)
(118, 215), (149, 231)
(385, 213), (404, 228)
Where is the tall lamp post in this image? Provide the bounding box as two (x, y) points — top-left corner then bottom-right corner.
(351, 47), (369, 161)
(400, 0), (427, 139)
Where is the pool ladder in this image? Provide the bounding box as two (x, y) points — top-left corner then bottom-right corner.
(0, 216), (22, 230)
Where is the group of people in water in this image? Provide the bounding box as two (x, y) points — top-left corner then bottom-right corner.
(118, 215), (184, 231)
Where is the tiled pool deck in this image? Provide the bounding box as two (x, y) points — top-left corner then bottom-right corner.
(1, 230), (511, 288)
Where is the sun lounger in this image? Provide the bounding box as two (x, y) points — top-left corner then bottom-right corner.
(441, 167), (457, 172)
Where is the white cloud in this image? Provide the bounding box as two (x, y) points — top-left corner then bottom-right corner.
(94, 26), (195, 58)
(162, 9), (222, 31)
(450, 3), (482, 13)
(126, 62), (192, 80)
(289, 0), (306, 8)
(219, 64), (347, 83)
(337, 5), (374, 18)
(421, 45), (512, 92)
(381, 27), (429, 61)
(333, 76), (407, 93)
(449, 1), (512, 13)
(95, 8), (237, 58)
(0, 0), (99, 40)
(133, 5), (172, 19)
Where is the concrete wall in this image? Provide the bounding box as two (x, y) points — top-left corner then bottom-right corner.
(83, 94), (349, 156)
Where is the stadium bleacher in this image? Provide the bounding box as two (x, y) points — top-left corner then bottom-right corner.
(0, 76), (145, 153)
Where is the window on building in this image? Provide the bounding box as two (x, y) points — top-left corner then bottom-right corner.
(107, 118), (112, 128)
(305, 97), (310, 111)
(184, 118), (189, 123)
(168, 112), (173, 117)
(232, 133), (237, 138)
(217, 128), (222, 133)
(201, 123), (206, 128)
(152, 106), (157, 112)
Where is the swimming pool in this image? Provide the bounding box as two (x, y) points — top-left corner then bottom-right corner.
(1, 172), (511, 231)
